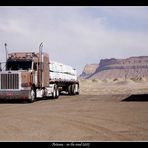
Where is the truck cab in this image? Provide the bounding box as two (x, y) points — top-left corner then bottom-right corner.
(0, 52), (50, 102)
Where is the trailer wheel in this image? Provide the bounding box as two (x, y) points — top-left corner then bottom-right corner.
(68, 85), (72, 95)
(75, 84), (79, 95)
(75, 91), (79, 95)
(71, 84), (76, 95)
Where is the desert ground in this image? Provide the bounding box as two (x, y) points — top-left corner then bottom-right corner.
(0, 78), (148, 141)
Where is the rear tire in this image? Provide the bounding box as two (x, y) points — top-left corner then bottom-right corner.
(71, 84), (76, 95)
(55, 87), (59, 99)
(75, 84), (79, 95)
(75, 92), (79, 95)
(52, 85), (59, 99)
(68, 85), (72, 95)
(52, 86), (56, 99)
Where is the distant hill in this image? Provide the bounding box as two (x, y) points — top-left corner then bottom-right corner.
(79, 56), (148, 80)
(79, 64), (98, 79)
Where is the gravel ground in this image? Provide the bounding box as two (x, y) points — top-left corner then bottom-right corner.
(0, 93), (148, 141)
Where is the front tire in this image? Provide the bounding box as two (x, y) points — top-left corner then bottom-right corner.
(29, 89), (36, 103)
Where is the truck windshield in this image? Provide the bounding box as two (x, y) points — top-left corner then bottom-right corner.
(6, 60), (32, 70)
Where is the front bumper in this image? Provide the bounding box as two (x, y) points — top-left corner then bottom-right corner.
(0, 90), (31, 99)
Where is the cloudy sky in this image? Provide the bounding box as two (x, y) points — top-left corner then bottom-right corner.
(0, 6), (148, 74)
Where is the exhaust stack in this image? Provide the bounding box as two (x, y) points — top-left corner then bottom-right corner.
(38, 42), (43, 88)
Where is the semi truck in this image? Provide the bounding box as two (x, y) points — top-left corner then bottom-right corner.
(0, 44), (79, 102)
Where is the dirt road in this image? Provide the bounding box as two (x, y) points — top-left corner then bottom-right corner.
(0, 94), (148, 141)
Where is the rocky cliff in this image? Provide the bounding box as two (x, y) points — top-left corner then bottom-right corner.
(80, 56), (148, 80)
(79, 64), (98, 79)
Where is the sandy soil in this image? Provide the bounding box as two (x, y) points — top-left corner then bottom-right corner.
(0, 79), (148, 141)
(80, 78), (148, 95)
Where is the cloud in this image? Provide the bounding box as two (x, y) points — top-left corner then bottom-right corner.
(0, 6), (148, 74)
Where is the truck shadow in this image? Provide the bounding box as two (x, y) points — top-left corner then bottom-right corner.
(0, 93), (74, 104)
(0, 98), (53, 104)
(0, 99), (28, 104)
(0, 97), (59, 103)
(0, 96), (68, 104)
(122, 94), (148, 102)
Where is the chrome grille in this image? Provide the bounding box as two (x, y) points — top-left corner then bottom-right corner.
(1, 73), (19, 89)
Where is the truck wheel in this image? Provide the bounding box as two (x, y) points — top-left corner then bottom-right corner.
(52, 87), (56, 99)
(75, 91), (79, 95)
(75, 84), (79, 95)
(29, 89), (36, 103)
(68, 85), (72, 95)
(71, 84), (76, 95)
(55, 87), (59, 99)
(52, 85), (59, 99)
